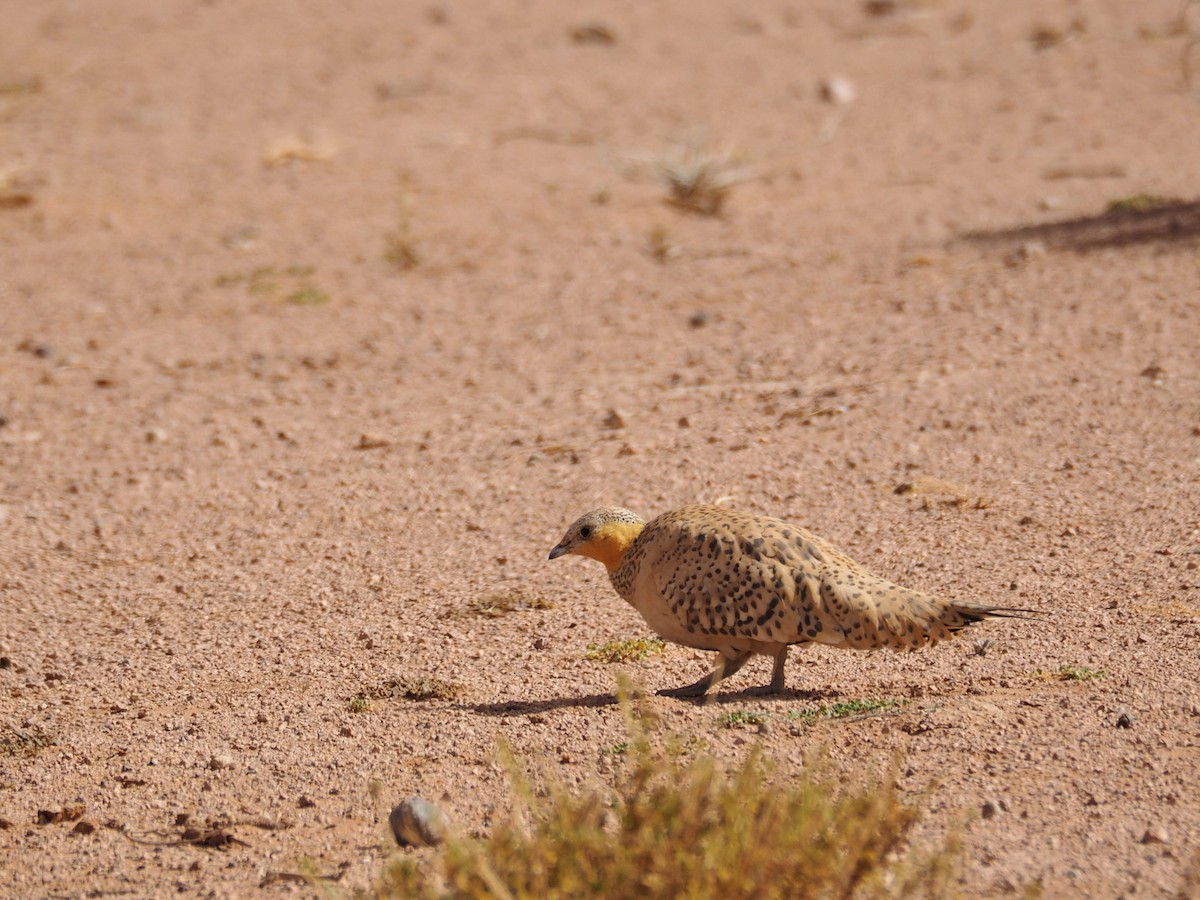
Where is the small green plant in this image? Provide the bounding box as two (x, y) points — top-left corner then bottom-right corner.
(602, 741), (630, 756)
(717, 709), (766, 729)
(1106, 194), (1176, 214)
(347, 695), (372, 714)
(214, 265), (328, 304)
(789, 698), (909, 725)
(287, 284), (330, 305)
(466, 591), (554, 619)
(585, 637), (667, 663)
(378, 693), (955, 899)
(1031, 665), (1105, 682)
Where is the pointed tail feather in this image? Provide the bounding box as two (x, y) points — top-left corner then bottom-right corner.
(948, 603), (1042, 630)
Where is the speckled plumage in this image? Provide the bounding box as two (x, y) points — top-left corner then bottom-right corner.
(549, 504), (1034, 698)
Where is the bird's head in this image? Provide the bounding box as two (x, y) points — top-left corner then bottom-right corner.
(548, 507), (646, 572)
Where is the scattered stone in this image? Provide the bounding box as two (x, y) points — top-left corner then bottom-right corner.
(863, 0), (898, 16)
(819, 75), (856, 106)
(208, 754), (234, 771)
(37, 805), (85, 825)
(1115, 711), (1135, 729)
(297, 796), (316, 809)
(981, 799), (1002, 819)
(1140, 825), (1169, 845)
(355, 433), (391, 450)
(17, 340), (52, 358)
(71, 821), (95, 835)
(1016, 240), (1047, 262)
(687, 311), (710, 328)
(602, 409), (626, 429)
(390, 796), (448, 847)
(571, 22), (617, 45)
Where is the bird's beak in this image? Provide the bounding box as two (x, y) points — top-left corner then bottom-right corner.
(548, 543), (569, 560)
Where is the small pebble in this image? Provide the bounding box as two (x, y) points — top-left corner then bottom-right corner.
(1115, 711), (1134, 729)
(1140, 825), (1169, 845)
(602, 409), (626, 429)
(819, 75), (856, 106)
(981, 799), (1001, 819)
(208, 754), (234, 771)
(390, 796), (448, 847)
(571, 22), (617, 45)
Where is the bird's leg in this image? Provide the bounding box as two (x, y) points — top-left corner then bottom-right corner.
(658, 650), (751, 700)
(769, 646), (788, 692)
(743, 647), (790, 696)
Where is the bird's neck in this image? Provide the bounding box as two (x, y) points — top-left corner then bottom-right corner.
(580, 521), (645, 572)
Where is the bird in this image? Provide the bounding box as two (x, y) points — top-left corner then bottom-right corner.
(548, 504), (1035, 699)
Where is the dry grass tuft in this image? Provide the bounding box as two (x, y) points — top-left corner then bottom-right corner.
(624, 139), (750, 216)
(0, 725), (55, 758)
(356, 676), (464, 703)
(376, 694), (955, 899)
(466, 591), (554, 619)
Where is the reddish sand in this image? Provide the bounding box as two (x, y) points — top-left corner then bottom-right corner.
(2, 1), (1199, 896)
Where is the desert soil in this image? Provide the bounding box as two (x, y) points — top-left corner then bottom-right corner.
(3, 1), (1200, 897)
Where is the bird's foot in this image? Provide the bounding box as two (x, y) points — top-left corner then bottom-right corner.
(656, 678), (714, 700)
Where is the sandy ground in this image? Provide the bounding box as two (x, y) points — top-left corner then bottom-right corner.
(3, 0), (1200, 896)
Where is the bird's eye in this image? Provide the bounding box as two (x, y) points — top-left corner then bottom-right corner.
(579, 526), (592, 539)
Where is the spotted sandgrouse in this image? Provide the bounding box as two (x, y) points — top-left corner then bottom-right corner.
(549, 504), (1033, 698)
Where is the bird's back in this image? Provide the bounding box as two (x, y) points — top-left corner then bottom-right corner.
(612, 504), (1008, 652)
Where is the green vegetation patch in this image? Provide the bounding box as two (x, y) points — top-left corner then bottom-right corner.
(213, 265), (329, 305)
(1106, 194), (1178, 214)
(717, 709), (766, 729)
(789, 698), (909, 725)
(1032, 665), (1106, 683)
(585, 637), (667, 663)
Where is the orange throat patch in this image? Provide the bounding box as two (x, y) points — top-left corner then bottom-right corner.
(577, 521), (644, 573)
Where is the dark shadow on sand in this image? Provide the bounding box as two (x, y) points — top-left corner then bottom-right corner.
(465, 686), (838, 716)
(961, 198), (1200, 253)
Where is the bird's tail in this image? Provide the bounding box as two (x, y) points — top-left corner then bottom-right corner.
(946, 603), (1042, 631)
